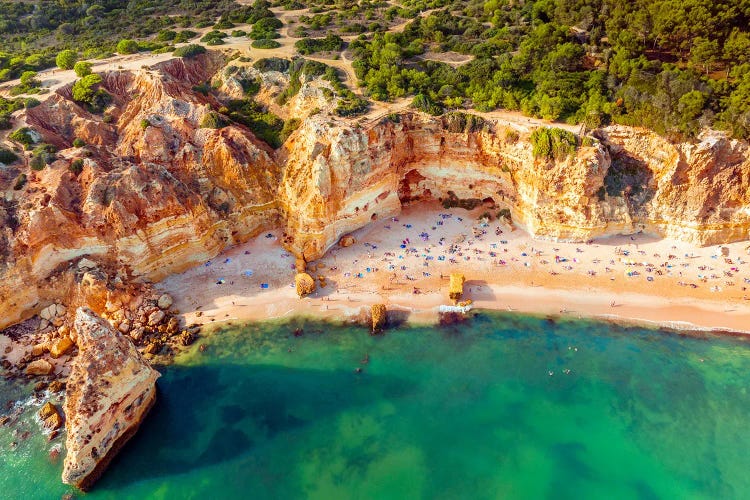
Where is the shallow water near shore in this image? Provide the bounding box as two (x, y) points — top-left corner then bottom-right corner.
(3, 311), (750, 498)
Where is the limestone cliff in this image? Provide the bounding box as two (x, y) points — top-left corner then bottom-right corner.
(62, 307), (160, 490)
(1, 53), (749, 329)
(277, 113), (618, 260)
(0, 52), (280, 328)
(277, 114), (750, 260)
(597, 126), (750, 245)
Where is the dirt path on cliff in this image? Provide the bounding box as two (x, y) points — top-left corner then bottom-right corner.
(1, 3), (578, 140)
(356, 97), (581, 134)
(0, 2), (441, 102)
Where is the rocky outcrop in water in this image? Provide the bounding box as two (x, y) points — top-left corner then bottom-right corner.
(371, 304), (386, 334)
(62, 308), (160, 490)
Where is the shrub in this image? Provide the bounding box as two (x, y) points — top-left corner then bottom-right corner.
(13, 173), (26, 190)
(72, 74), (111, 113)
(173, 44), (206, 58)
(74, 61), (93, 77)
(153, 46), (175, 54)
(20, 71), (39, 87)
(192, 82), (212, 95)
(411, 93), (442, 115)
(9, 127), (35, 149)
(280, 118), (301, 142)
(72, 138), (86, 148)
(70, 159), (84, 175)
(200, 112), (229, 129)
(335, 95), (369, 117)
(23, 98), (41, 109)
(201, 31), (228, 44)
(140, 118), (151, 130)
(56, 50), (77, 70)
(214, 18), (235, 30)
(443, 112), (485, 133)
(530, 127), (577, 161)
(30, 143), (56, 170)
(253, 58), (290, 73)
(250, 17), (282, 39)
(174, 30), (198, 43)
(252, 39), (281, 49)
(157, 30), (177, 42)
(295, 35), (343, 55)
(116, 39), (140, 54)
(225, 98), (284, 147)
(0, 147), (18, 164)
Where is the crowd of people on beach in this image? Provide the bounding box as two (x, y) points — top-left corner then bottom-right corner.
(172, 206), (750, 320)
(319, 210), (750, 303)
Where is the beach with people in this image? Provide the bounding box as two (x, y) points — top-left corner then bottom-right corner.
(158, 202), (750, 335)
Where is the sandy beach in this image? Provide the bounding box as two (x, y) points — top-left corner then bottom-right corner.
(157, 202), (750, 334)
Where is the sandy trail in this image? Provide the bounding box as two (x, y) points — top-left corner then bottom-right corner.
(157, 202), (750, 335)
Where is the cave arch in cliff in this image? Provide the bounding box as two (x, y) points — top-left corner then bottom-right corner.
(398, 169), (430, 204)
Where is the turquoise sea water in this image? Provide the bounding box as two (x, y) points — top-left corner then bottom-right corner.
(3, 312), (750, 499)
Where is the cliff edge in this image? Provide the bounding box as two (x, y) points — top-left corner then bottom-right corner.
(62, 307), (160, 490)
(1, 53), (749, 329)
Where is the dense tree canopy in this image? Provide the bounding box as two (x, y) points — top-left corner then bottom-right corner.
(55, 49), (77, 70)
(0, 0), (748, 139)
(347, 0), (750, 138)
(0, 0), (255, 81)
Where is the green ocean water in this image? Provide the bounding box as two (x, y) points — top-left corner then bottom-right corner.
(3, 312), (750, 499)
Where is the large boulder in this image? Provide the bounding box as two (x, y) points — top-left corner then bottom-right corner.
(39, 402), (63, 431)
(157, 294), (173, 310)
(295, 273), (315, 298)
(147, 309), (165, 326)
(49, 336), (74, 358)
(62, 308), (160, 490)
(26, 359), (53, 376)
(339, 235), (356, 248)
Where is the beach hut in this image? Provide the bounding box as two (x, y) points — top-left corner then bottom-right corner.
(449, 273), (465, 303)
(295, 272), (315, 298)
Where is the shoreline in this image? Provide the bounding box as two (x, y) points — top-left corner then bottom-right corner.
(171, 284), (750, 338)
(157, 203), (750, 339)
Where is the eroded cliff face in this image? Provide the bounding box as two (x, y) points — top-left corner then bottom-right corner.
(598, 126), (750, 245)
(62, 307), (160, 490)
(277, 113), (621, 260)
(277, 114), (750, 260)
(0, 53), (280, 328)
(1, 54), (749, 328)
